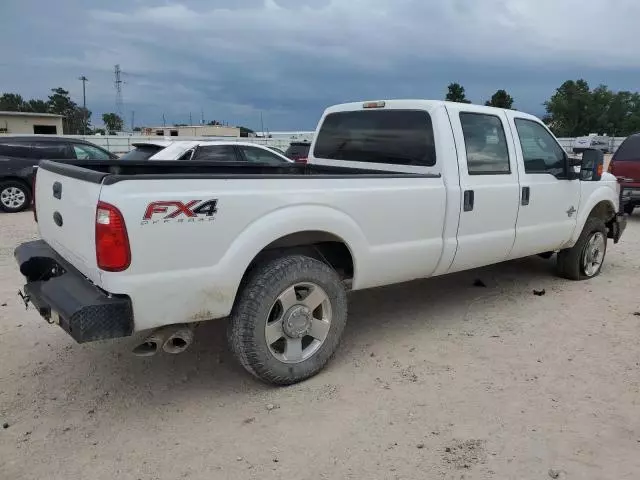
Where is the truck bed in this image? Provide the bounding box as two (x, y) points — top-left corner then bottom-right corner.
(39, 159), (439, 185)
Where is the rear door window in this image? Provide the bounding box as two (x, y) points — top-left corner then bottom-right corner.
(239, 146), (289, 164)
(614, 135), (640, 161)
(191, 145), (238, 161)
(459, 113), (510, 174)
(0, 141), (33, 158)
(30, 141), (73, 159)
(313, 110), (436, 166)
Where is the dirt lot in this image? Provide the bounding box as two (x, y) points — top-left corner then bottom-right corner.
(1, 211), (639, 480)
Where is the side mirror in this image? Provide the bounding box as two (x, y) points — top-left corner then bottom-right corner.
(580, 149), (604, 181)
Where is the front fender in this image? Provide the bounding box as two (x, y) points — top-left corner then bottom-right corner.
(572, 185), (618, 244)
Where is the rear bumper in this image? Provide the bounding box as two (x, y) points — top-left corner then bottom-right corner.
(621, 187), (640, 206)
(14, 240), (134, 343)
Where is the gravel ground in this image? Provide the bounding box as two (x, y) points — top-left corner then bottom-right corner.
(1, 210), (640, 480)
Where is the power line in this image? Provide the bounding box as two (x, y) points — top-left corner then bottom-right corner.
(114, 64), (124, 123)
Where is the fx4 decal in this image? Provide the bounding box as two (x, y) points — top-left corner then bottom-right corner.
(141, 199), (218, 225)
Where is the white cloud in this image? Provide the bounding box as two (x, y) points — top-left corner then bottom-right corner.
(89, 0), (640, 69)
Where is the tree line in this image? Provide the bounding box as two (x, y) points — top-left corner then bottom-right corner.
(3, 81), (640, 138)
(445, 81), (640, 137)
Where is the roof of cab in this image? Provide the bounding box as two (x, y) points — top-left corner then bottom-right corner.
(323, 99), (540, 121)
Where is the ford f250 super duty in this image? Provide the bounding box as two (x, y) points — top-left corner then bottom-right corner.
(14, 100), (627, 385)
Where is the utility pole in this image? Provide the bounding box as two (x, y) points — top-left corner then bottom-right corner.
(189, 112), (193, 126)
(78, 75), (88, 135)
(131, 111), (135, 132)
(201, 108), (204, 125)
(162, 113), (166, 127)
(260, 112), (265, 138)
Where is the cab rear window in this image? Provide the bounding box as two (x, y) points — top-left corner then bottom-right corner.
(614, 134), (640, 161)
(313, 110), (436, 166)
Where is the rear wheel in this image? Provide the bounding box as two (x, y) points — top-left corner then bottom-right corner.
(228, 254), (348, 385)
(557, 217), (607, 280)
(623, 203), (635, 215)
(0, 180), (31, 213)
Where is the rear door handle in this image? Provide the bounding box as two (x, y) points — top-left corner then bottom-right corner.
(52, 182), (62, 199)
(521, 186), (530, 206)
(463, 190), (474, 212)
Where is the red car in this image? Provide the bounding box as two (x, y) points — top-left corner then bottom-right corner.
(609, 133), (640, 215)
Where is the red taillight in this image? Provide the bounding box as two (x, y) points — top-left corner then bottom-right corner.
(95, 201), (131, 272)
(607, 159), (614, 174)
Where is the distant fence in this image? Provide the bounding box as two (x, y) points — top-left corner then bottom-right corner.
(557, 137), (626, 154)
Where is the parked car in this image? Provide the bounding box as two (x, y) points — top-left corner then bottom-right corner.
(0, 136), (116, 212)
(14, 99), (625, 385)
(573, 134), (611, 154)
(118, 140), (174, 160)
(121, 140), (293, 164)
(284, 141), (311, 162)
(268, 146), (287, 156)
(608, 132), (640, 214)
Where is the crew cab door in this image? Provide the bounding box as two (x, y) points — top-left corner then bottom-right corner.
(507, 117), (580, 259)
(446, 105), (521, 272)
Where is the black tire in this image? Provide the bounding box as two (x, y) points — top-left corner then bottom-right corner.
(557, 217), (607, 280)
(0, 180), (31, 213)
(228, 254), (348, 385)
(623, 203), (635, 215)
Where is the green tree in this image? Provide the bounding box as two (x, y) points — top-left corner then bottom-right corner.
(47, 87), (89, 134)
(445, 83), (471, 104)
(543, 79), (593, 137)
(25, 99), (50, 113)
(485, 89), (514, 109)
(102, 113), (124, 134)
(544, 80), (640, 137)
(0, 93), (28, 111)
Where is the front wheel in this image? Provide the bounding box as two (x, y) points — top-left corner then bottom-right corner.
(557, 217), (607, 280)
(228, 255), (348, 385)
(623, 203), (635, 215)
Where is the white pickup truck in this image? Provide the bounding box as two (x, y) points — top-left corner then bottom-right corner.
(15, 100), (626, 385)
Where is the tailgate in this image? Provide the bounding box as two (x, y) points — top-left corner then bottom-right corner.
(612, 160), (640, 187)
(35, 162), (106, 284)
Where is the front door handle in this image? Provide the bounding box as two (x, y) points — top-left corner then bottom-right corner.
(463, 190), (474, 212)
(521, 186), (530, 206)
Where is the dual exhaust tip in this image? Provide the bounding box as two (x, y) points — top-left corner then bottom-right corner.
(132, 325), (194, 357)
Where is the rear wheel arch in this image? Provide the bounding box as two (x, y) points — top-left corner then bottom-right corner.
(241, 230), (356, 287)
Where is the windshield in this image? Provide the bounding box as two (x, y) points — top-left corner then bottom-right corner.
(120, 145), (165, 160)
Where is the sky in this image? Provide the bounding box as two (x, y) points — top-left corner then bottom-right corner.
(1, 0), (639, 131)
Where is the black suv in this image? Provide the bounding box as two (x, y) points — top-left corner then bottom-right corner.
(0, 136), (116, 212)
(284, 141), (311, 162)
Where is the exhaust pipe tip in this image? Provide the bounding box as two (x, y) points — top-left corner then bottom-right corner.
(132, 340), (160, 357)
(162, 327), (194, 354)
(132, 331), (167, 357)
